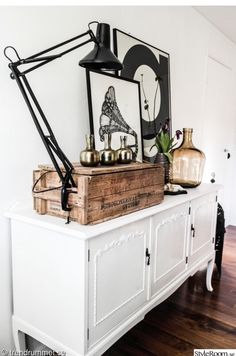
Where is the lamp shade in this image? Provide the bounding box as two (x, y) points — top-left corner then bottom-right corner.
(79, 23), (123, 71)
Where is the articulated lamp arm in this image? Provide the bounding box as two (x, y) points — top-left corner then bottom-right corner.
(4, 22), (123, 215)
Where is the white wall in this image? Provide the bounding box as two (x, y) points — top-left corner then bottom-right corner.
(1, 6), (236, 349)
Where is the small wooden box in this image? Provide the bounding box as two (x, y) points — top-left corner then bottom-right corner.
(33, 162), (164, 225)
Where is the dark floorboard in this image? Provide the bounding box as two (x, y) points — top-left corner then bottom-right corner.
(103, 227), (236, 355)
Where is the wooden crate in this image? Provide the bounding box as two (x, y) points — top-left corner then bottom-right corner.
(33, 162), (164, 225)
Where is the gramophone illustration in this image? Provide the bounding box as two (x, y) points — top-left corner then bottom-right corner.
(99, 86), (138, 158)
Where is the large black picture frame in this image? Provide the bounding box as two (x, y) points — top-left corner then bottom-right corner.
(113, 29), (172, 162)
(86, 69), (143, 162)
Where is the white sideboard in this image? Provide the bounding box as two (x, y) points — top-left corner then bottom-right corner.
(6, 184), (220, 356)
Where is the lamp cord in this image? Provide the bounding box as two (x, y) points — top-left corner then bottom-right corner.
(4, 46), (21, 63)
(32, 170), (62, 194)
(88, 21), (99, 30)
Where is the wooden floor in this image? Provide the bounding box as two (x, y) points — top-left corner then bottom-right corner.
(104, 227), (236, 355)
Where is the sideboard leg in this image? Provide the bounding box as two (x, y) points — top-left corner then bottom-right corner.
(13, 327), (26, 351)
(206, 258), (214, 292)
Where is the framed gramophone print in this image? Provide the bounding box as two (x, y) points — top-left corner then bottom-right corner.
(86, 69), (143, 162)
(113, 29), (171, 162)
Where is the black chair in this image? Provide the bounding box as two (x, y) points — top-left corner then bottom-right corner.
(215, 203), (226, 276)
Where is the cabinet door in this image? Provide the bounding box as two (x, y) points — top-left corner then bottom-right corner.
(88, 219), (149, 346)
(150, 203), (189, 298)
(188, 193), (217, 266)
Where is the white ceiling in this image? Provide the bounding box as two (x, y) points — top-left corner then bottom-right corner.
(195, 6), (236, 45)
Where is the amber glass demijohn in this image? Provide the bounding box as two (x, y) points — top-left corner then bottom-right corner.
(169, 128), (205, 188)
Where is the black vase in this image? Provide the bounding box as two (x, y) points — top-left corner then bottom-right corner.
(155, 153), (170, 184)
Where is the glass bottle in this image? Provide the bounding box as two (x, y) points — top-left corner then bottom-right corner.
(116, 136), (133, 164)
(99, 133), (116, 165)
(170, 128), (205, 187)
(80, 134), (100, 167)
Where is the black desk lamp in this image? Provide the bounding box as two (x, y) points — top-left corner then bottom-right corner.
(4, 21), (123, 213)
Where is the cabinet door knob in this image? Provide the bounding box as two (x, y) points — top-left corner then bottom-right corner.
(210, 172), (216, 184)
(224, 149), (231, 159)
(191, 224), (195, 237)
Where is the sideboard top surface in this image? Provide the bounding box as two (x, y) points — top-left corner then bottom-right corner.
(6, 184), (222, 240)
